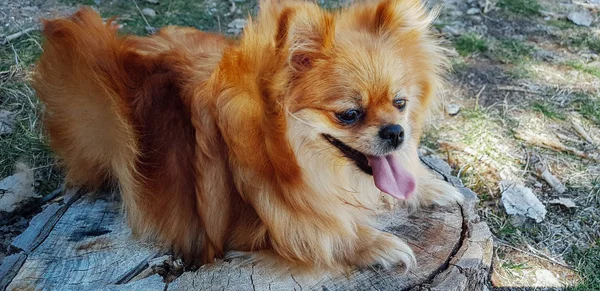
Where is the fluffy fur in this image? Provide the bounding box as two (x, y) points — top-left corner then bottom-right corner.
(33, 0), (463, 271)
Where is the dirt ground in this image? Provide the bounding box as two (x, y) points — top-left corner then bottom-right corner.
(0, 0), (599, 289)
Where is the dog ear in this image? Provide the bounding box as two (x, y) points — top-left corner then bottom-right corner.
(371, 0), (436, 35)
(277, 6), (335, 72)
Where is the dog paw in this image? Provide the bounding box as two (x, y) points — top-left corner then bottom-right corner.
(404, 177), (464, 209)
(425, 178), (464, 206)
(352, 232), (416, 271)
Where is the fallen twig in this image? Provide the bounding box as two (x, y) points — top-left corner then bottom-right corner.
(495, 239), (573, 269)
(571, 118), (596, 146)
(474, 85), (486, 110)
(2, 27), (36, 45)
(534, 163), (567, 194)
(496, 85), (540, 94)
(555, 133), (583, 144)
(515, 130), (600, 162)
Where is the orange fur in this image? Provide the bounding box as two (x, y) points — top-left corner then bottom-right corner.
(33, 0), (462, 271)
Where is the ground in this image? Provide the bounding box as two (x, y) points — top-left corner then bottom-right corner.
(0, 0), (599, 289)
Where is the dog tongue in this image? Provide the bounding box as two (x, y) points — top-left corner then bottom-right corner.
(367, 154), (416, 200)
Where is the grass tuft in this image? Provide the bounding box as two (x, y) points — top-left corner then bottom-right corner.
(532, 102), (566, 120)
(572, 93), (600, 125)
(568, 241), (600, 290)
(498, 0), (542, 15)
(492, 38), (535, 64)
(0, 29), (61, 194)
(454, 34), (488, 56)
(566, 61), (600, 79)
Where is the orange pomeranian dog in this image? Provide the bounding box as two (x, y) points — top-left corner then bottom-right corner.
(33, 0), (463, 271)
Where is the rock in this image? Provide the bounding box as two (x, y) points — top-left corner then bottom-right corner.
(549, 198), (577, 208)
(442, 25), (462, 36)
(466, 8), (480, 15)
(0, 163), (36, 213)
(0, 110), (15, 135)
(568, 11), (594, 27)
(233, 0), (246, 2)
(227, 18), (247, 35)
(581, 52), (599, 61)
(148, 255), (172, 268)
(535, 269), (560, 287)
(500, 180), (547, 223)
(540, 10), (557, 18)
(145, 0), (159, 4)
(446, 103), (461, 116)
(142, 8), (156, 18)
(449, 10), (464, 18)
(470, 15), (483, 22)
(145, 26), (156, 34)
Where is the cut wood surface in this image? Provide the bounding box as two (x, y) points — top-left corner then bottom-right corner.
(0, 156), (493, 291)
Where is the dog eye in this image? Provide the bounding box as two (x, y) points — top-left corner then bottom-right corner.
(394, 99), (407, 111)
(336, 109), (362, 124)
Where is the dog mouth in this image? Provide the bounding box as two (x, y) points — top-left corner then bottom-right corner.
(321, 134), (416, 200)
(322, 134), (372, 175)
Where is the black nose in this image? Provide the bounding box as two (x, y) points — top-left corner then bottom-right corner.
(379, 124), (404, 148)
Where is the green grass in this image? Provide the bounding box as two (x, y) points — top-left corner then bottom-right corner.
(566, 61), (600, 78)
(568, 241), (600, 290)
(0, 28), (61, 194)
(507, 64), (534, 79)
(547, 19), (577, 29)
(501, 261), (530, 271)
(532, 102), (566, 120)
(60, 0), (251, 35)
(492, 38), (535, 64)
(0, 82), (62, 194)
(561, 32), (600, 53)
(572, 93), (600, 125)
(498, 0), (542, 15)
(0, 31), (43, 71)
(450, 57), (469, 73)
(454, 34), (488, 56)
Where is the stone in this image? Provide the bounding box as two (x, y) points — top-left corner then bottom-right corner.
(535, 269), (560, 287)
(142, 8), (156, 18)
(145, 0), (159, 4)
(0, 163), (36, 213)
(0, 110), (15, 135)
(447, 103), (461, 115)
(466, 8), (480, 15)
(568, 10), (594, 27)
(227, 18), (247, 35)
(500, 180), (547, 223)
(549, 198), (577, 208)
(442, 25), (462, 36)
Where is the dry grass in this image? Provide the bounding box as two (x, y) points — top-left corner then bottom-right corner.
(0, 31), (61, 195)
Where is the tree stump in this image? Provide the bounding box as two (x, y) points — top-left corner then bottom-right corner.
(0, 157), (493, 290)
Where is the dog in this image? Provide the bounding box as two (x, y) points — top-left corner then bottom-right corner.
(33, 0), (463, 272)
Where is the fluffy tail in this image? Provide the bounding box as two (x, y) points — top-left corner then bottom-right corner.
(33, 8), (208, 261)
(33, 8), (139, 191)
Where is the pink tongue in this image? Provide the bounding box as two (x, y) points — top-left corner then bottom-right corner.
(367, 154), (416, 200)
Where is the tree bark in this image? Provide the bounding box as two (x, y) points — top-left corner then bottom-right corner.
(0, 156), (492, 291)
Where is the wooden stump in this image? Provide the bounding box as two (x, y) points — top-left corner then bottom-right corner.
(0, 157), (493, 291)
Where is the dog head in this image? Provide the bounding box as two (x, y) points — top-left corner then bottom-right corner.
(269, 0), (447, 200)
(216, 0), (447, 202)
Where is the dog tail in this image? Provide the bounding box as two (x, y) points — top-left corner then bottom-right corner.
(33, 8), (216, 262)
(33, 7), (139, 193)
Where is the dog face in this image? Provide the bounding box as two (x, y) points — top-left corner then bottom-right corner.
(282, 0), (446, 200)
